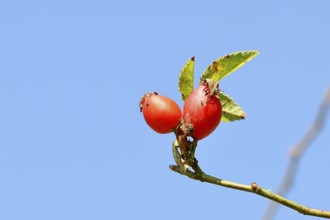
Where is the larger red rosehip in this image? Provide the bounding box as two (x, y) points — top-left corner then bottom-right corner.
(182, 81), (222, 140)
(140, 92), (181, 134)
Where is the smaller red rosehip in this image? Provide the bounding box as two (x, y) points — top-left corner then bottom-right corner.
(182, 79), (222, 140)
(139, 92), (181, 134)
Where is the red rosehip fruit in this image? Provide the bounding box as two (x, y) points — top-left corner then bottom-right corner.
(182, 80), (222, 140)
(140, 92), (181, 134)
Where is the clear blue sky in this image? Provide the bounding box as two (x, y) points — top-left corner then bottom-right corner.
(1, 1), (330, 220)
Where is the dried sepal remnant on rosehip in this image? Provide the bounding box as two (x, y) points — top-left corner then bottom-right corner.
(182, 79), (222, 140)
(139, 92), (158, 112)
(139, 92), (181, 134)
(201, 79), (220, 96)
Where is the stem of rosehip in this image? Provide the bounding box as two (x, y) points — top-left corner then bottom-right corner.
(172, 126), (200, 173)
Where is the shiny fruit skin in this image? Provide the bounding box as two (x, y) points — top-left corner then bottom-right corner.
(182, 83), (222, 140)
(140, 92), (181, 134)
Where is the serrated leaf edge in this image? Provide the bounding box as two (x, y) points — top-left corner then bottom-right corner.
(218, 92), (247, 122)
(202, 50), (260, 82)
(178, 56), (195, 101)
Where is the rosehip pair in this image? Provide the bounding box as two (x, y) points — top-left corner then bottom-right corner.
(139, 81), (222, 140)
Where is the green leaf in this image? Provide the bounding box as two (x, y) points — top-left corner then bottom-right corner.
(179, 56), (195, 101)
(201, 50), (259, 82)
(218, 92), (246, 122)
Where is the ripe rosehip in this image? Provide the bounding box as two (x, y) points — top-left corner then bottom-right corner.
(182, 80), (222, 140)
(140, 92), (181, 134)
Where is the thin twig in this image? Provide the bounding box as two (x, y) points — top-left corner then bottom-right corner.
(170, 115), (330, 219)
(170, 164), (330, 218)
(262, 86), (330, 220)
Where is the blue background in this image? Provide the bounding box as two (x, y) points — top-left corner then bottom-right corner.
(1, 0), (329, 219)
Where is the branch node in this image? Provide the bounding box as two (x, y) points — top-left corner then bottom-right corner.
(251, 182), (260, 192)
